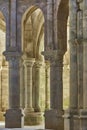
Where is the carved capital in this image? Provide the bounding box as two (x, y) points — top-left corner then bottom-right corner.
(23, 58), (35, 68)
(3, 51), (22, 69)
(42, 50), (64, 67)
(45, 61), (50, 69)
(34, 61), (43, 69)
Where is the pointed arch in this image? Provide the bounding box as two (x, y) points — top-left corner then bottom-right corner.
(57, 0), (69, 52)
(22, 6), (45, 60)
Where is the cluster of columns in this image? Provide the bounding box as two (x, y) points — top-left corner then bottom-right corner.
(20, 55), (50, 125)
(3, 0), (87, 129)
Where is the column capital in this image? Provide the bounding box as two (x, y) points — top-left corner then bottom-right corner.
(34, 61), (43, 68)
(42, 50), (64, 60)
(3, 51), (22, 69)
(23, 58), (35, 67)
(45, 61), (50, 69)
(3, 51), (22, 61)
(42, 50), (64, 66)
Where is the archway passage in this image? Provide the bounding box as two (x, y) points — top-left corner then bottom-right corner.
(0, 12), (9, 122)
(21, 6), (50, 126)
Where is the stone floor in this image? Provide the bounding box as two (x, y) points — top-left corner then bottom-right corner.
(0, 122), (45, 130)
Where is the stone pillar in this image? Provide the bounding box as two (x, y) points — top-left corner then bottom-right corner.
(64, 40), (79, 130)
(79, 41), (87, 130)
(34, 61), (42, 112)
(45, 61), (50, 110)
(3, 51), (24, 128)
(0, 67), (3, 121)
(24, 58), (35, 113)
(79, 1), (87, 129)
(77, 42), (83, 109)
(0, 67), (2, 111)
(43, 50), (64, 130)
(64, 1), (83, 130)
(20, 63), (25, 109)
(23, 58), (35, 125)
(69, 42), (78, 110)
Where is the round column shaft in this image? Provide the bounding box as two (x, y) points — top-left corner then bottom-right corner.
(24, 58), (35, 113)
(45, 61), (50, 110)
(34, 61), (42, 112)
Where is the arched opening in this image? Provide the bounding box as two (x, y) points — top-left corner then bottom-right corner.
(0, 12), (9, 125)
(57, 0), (69, 110)
(21, 6), (50, 127)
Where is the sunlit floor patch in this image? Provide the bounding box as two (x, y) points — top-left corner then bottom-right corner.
(0, 122), (44, 130)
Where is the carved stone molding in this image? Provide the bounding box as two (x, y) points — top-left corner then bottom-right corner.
(42, 50), (64, 67)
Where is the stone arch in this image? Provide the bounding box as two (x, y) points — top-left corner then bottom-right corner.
(21, 6), (49, 126)
(57, 0), (69, 52)
(22, 6), (45, 60)
(57, 0), (69, 108)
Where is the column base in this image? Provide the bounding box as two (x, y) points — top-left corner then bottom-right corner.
(45, 109), (64, 130)
(64, 109), (79, 130)
(5, 108), (24, 128)
(24, 108), (34, 114)
(0, 111), (5, 121)
(79, 109), (87, 130)
(24, 112), (43, 126)
(34, 107), (41, 112)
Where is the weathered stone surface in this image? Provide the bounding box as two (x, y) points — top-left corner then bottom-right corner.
(5, 109), (24, 128)
(24, 112), (43, 126)
(45, 110), (64, 130)
(1, 0), (87, 130)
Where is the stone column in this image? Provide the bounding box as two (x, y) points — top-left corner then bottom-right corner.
(43, 50), (64, 130)
(64, 0), (79, 129)
(3, 51), (24, 128)
(64, 40), (79, 130)
(0, 67), (3, 121)
(79, 1), (87, 129)
(23, 58), (35, 125)
(20, 63), (25, 109)
(69, 41), (78, 110)
(64, 1), (84, 130)
(0, 67), (2, 111)
(34, 61), (42, 112)
(45, 61), (50, 110)
(24, 58), (35, 113)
